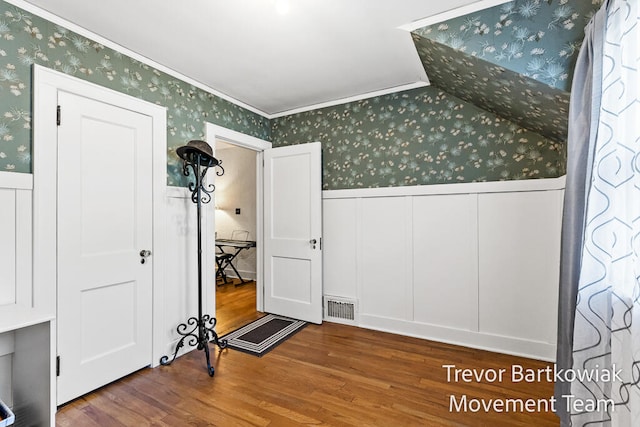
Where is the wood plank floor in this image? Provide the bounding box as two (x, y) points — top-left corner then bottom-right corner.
(56, 282), (559, 426)
(214, 279), (262, 336)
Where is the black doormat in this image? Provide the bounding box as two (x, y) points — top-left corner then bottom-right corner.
(220, 314), (307, 356)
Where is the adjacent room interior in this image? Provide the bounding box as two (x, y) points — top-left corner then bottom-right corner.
(213, 139), (261, 335)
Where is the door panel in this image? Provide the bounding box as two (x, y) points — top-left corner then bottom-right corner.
(271, 257), (311, 302)
(80, 281), (137, 361)
(271, 153), (311, 238)
(57, 91), (153, 404)
(264, 142), (322, 324)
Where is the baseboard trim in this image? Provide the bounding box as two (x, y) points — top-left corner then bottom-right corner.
(218, 271), (257, 281)
(358, 314), (556, 362)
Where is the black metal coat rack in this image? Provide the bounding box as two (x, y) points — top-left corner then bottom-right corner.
(160, 140), (227, 376)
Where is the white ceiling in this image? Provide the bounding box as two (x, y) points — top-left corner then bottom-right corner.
(20, 0), (502, 117)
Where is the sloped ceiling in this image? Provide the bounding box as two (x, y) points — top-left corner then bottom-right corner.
(411, 34), (569, 141)
(411, 0), (603, 143)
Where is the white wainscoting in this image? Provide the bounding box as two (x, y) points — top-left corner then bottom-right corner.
(0, 187), (17, 307)
(160, 186), (216, 361)
(0, 172), (48, 331)
(413, 193), (479, 332)
(322, 177), (565, 361)
(0, 172), (55, 426)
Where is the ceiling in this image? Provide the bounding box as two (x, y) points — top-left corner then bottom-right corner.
(412, 34), (569, 142)
(20, 0), (503, 117)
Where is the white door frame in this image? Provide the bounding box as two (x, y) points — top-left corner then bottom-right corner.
(205, 123), (272, 312)
(32, 65), (168, 382)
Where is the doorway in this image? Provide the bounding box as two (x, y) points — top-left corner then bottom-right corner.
(206, 122), (323, 327)
(33, 65), (167, 405)
(214, 140), (262, 334)
(56, 91), (154, 404)
(205, 123), (272, 334)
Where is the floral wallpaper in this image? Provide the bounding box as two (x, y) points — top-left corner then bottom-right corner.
(409, 0), (603, 145)
(412, 0), (602, 145)
(271, 0), (602, 190)
(412, 34), (569, 141)
(413, 0), (603, 92)
(1, 0), (594, 191)
(271, 86), (564, 190)
(0, 1), (270, 184)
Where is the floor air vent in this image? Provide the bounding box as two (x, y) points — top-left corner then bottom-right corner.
(324, 296), (357, 325)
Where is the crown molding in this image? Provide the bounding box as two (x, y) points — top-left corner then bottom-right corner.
(268, 81), (430, 119)
(4, 0), (270, 118)
(398, 0), (511, 32)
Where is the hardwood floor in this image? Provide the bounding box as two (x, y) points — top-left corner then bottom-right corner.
(214, 278), (263, 336)
(56, 284), (559, 426)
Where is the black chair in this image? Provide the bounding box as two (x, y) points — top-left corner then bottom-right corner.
(215, 252), (233, 284)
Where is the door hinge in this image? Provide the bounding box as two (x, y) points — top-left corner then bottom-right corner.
(56, 105), (61, 126)
(56, 355), (60, 377)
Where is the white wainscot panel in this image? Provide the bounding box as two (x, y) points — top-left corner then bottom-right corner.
(323, 178), (564, 361)
(359, 197), (411, 320)
(162, 191), (199, 356)
(478, 190), (562, 346)
(412, 194), (478, 331)
(0, 174), (39, 332)
(0, 189), (17, 307)
(322, 198), (357, 299)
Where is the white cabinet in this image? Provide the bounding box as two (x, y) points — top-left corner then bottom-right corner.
(322, 178), (565, 361)
(0, 322), (54, 427)
(0, 172), (55, 426)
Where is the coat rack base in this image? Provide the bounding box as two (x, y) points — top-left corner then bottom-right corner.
(159, 314), (227, 376)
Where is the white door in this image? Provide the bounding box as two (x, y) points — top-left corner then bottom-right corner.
(56, 91), (153, 404)
(263, 142), (323, 324)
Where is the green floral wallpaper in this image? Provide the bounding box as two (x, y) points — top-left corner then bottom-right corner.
(270, 1), (602, 190)
(412, 34), (569, 141)
(1, 0), (593, 191)
(271, 86), (564, 190)
(413, 0), (603, 92)
(0, 1), (270, 184)
(409, 0), (602, 145)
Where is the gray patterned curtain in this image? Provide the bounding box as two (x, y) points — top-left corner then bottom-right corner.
(554, 2), (605, 425)
(556, 0), (640, 425)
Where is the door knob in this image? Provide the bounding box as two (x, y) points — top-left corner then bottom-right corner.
(310, 239), (317, 249)
(140, 249), (152, 264)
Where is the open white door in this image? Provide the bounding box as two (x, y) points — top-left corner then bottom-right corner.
(263, 142), (322, 324)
